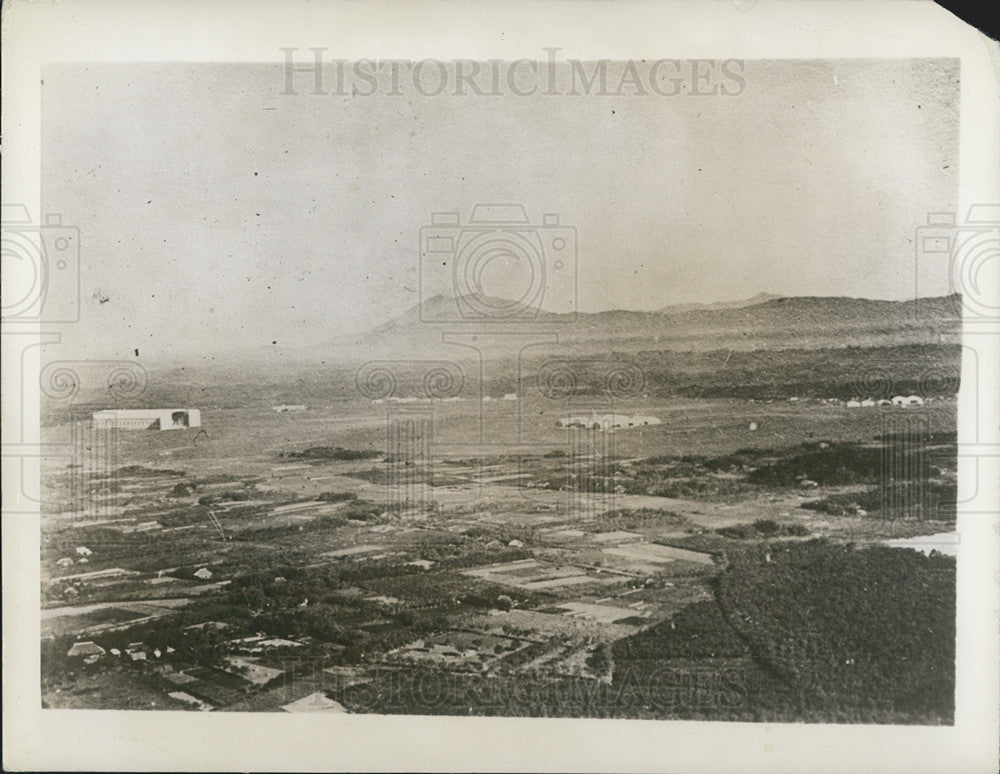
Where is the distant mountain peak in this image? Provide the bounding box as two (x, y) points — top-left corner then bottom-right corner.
(655, 292), (783, 315)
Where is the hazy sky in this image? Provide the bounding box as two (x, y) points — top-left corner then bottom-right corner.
(42, 58), (958, 360)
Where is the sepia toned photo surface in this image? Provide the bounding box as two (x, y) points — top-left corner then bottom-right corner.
(34, 56), (965, 723)
(3, 2), (999, 771)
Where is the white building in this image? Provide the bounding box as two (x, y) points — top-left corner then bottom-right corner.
(273, 405), (306, 413)
(93, 409), (201, 431)
(67, 641), (106, 658)
(281, 692), (347, 713)
(557, 413), (662, 430)
(891, 395), (925, 408)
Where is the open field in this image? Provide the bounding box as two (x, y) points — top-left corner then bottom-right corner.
(39, 344), (958, 721)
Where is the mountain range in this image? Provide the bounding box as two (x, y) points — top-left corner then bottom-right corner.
(275, 291), (962, 366)
(654, 292), (783, 315)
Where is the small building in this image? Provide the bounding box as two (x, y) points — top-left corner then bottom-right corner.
(193, 567), (213, 580)
(557, 413), (661, 430)
(273, 405), (307, 413)
(281, 692), (347, 713)
(502, 393), (518, 401)
(891, 395), (924, 408)
(75, 546), (92, 556)
(93, 409), (201, 431)
(67, 641), (106, 658)
(846, 400), (862, 408)
(55, 557), (74, 567)
(860, 399), (876, 407)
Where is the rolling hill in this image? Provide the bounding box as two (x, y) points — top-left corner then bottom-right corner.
(304, 292), (961, 363)
(55, 293), (960, 409)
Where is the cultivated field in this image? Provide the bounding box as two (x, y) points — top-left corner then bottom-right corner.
(39, 350), (958, 722)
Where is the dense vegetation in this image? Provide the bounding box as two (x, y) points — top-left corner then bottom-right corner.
(518, 436), (957, 522)
(714, 540), (955, 722)
(806, 480), (955, 518)
(613, 601), (748, 661)
(42, 343), (959, 422)
(591, 540), (957, 723)
(628, 344), (961, 400)
(280, 446), (383, 461)
(716, 519), (810, 539)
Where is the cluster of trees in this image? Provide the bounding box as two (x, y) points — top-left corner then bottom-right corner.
(280, 446), (382, 461)
(520, 433), (958, 509)
(238, 499), (388, 542)
(588, 538), (957, 723)
(714, 539), (955, 722)
(748, 444), (890, 487)
(317, 491), (358, 503)
(114, 465), (186, 478)
(801, 481), (957, 521)
(628, 344), (961, 400)
(613, 601), (749, 663)
(716, 519), (810, 539)
(746, 435), (955, 489)
(584, 508), (690, 533)
(479, 343), (960, 402)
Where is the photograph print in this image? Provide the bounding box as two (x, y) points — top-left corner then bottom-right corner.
(30, 54), (970, 725)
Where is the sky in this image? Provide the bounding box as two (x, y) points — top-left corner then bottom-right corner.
(41, 58), (959, 361)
